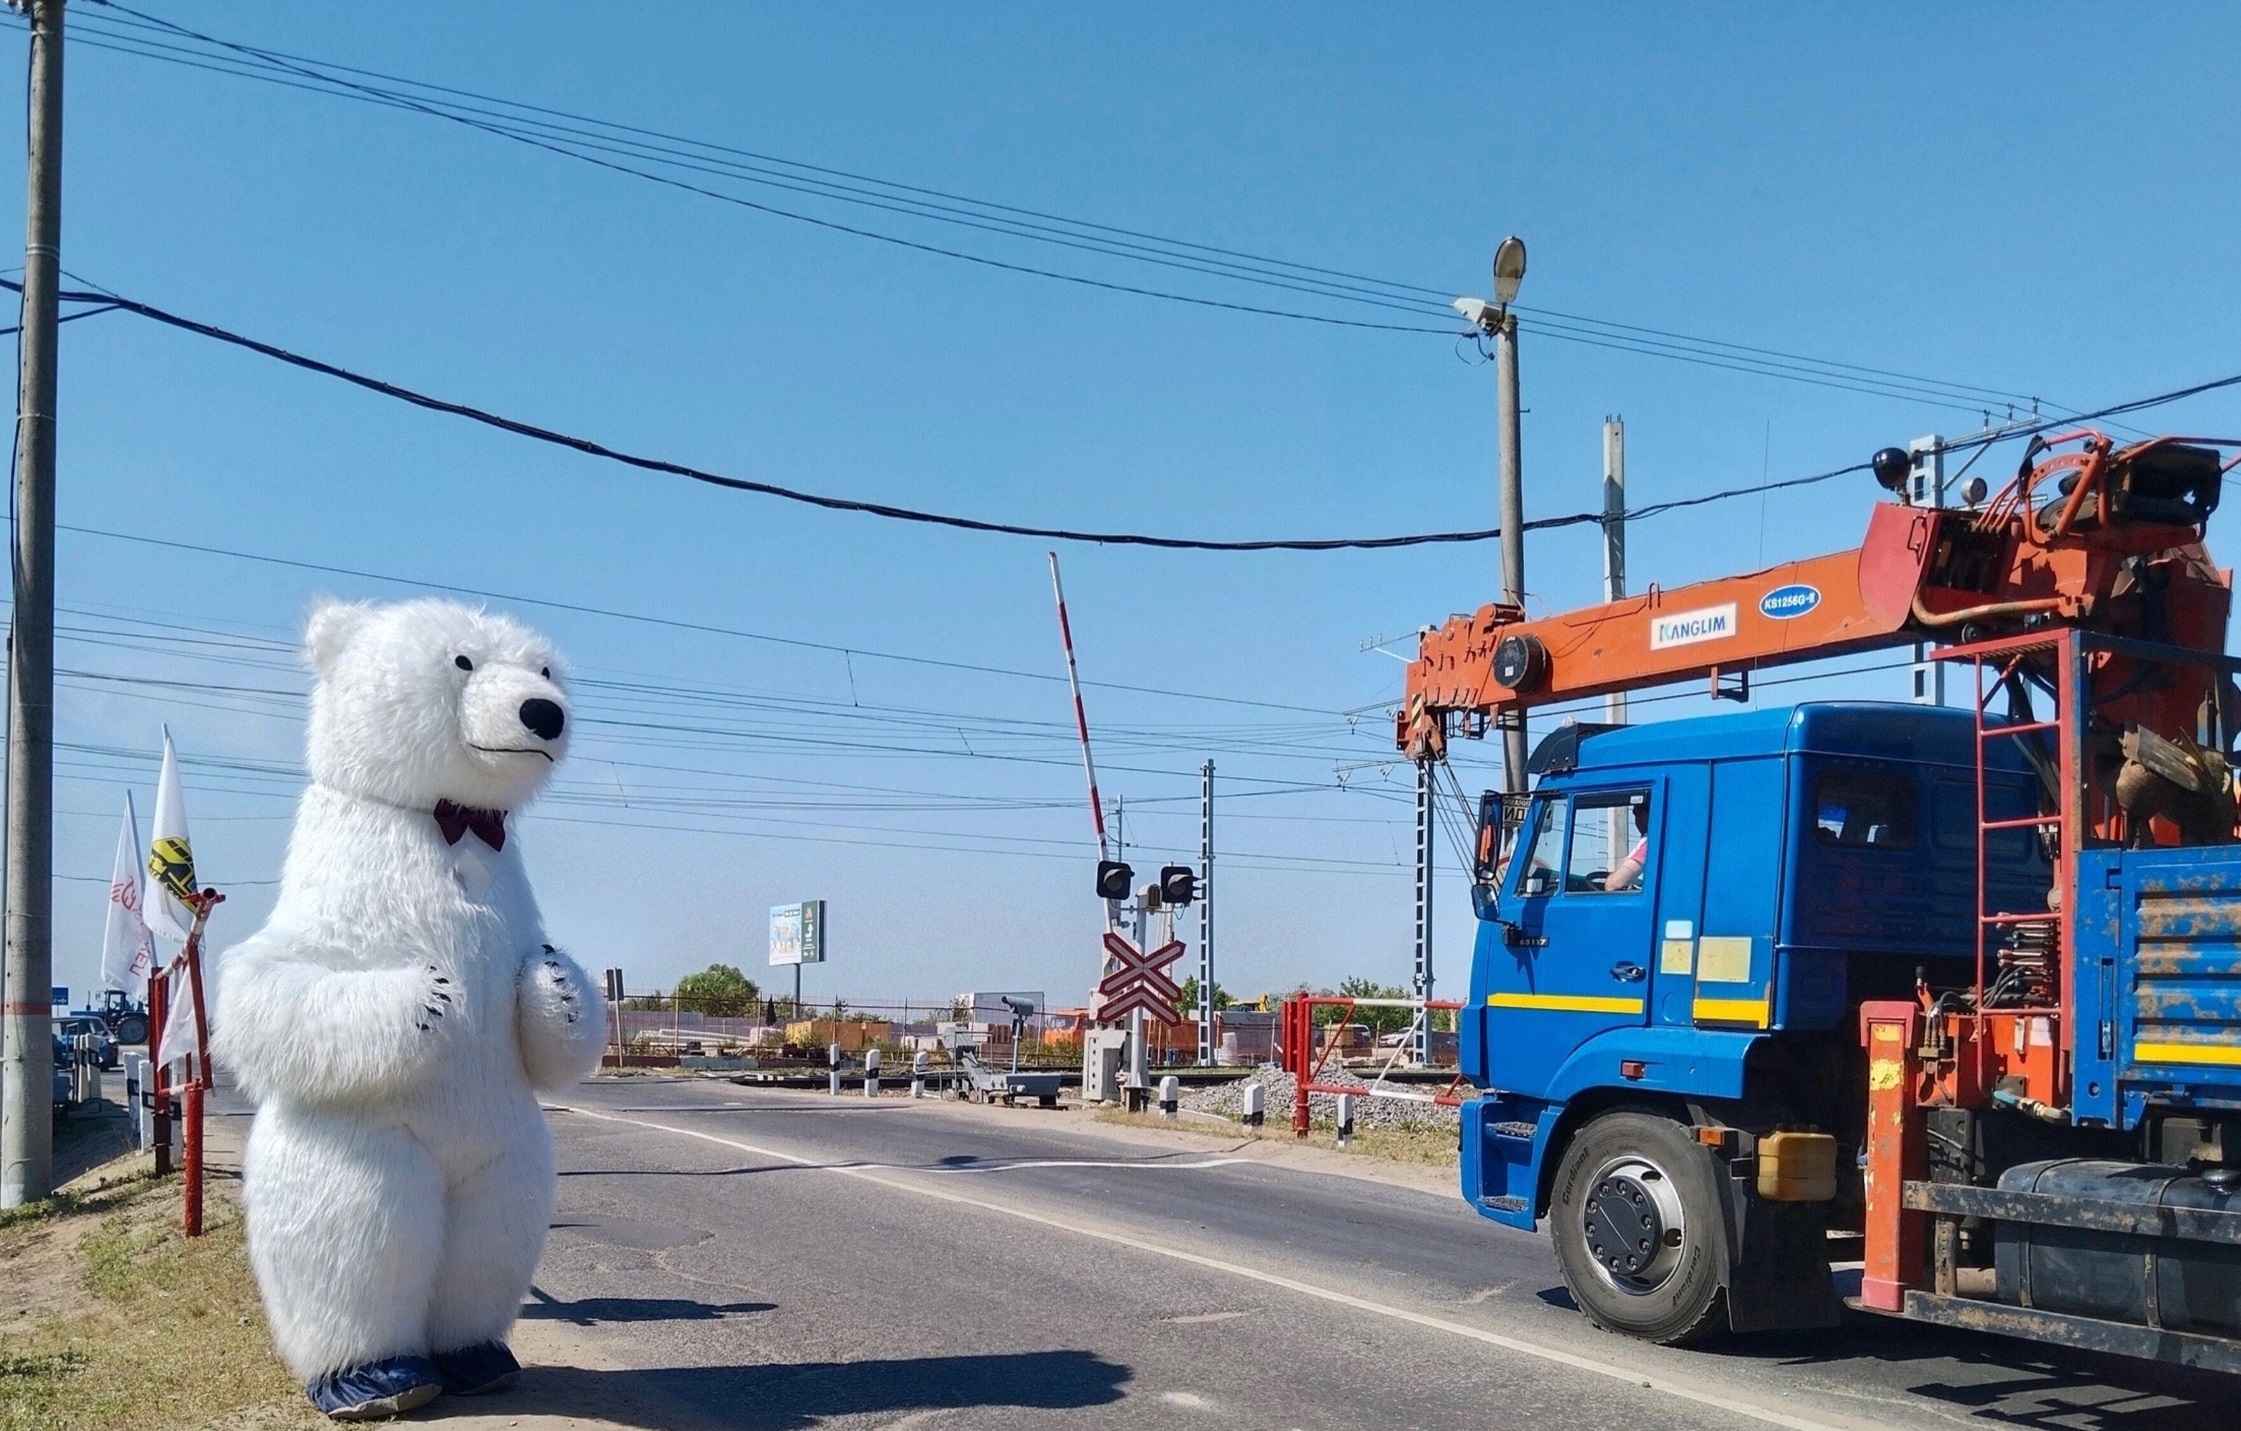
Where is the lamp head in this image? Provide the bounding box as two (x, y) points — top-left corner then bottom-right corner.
(1493, 236), (1527, 306)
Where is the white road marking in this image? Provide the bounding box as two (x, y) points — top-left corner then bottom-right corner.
(1163, 1310), (1251, 1325)
(556, 1104), (1886, 1431)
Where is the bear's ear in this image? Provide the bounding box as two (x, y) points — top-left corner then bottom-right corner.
(302, 597), (372, 677)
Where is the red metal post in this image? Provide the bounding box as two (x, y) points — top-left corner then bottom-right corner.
(1859, 1000), (1924, 1312)
(181, 1080), (203, 1237)
(148, 964), (171, 1177)
(2056, 630), (2084, 1072)
(1283, 998), (1310, 1139)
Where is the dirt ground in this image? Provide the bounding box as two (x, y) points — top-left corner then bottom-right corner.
(0, 1154), (319, 1431)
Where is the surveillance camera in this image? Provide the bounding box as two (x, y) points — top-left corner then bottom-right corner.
(1452, 296), (1497, 332)
(1001, 996), (1037, 1016)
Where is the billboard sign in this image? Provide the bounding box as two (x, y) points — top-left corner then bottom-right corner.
(769, 900), (827, 967)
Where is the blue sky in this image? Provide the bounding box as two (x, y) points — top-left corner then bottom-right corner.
(17, 3), (2240, 1007)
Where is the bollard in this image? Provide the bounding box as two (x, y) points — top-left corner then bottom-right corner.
(911, 1050), (928, 1099)
(1241, 1080), (1265, 1129)
(1336, 1092), (1356, 1147)
(124, 1055), (144, 1149)
(865, 1046), (881, 1099)
(1159, 1075), (1179, 1121)
(829, 1042), (843, 1097)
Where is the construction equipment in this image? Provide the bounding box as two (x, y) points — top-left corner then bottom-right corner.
(1406, 431), (2241, 1366)
(93, 989), (150, 1048)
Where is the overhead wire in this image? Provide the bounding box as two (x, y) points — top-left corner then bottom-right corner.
(76, 1), (2067, 411)
(27, 276), (2241, 554)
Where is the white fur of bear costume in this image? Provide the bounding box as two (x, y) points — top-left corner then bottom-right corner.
(214, 597), (605, 1411)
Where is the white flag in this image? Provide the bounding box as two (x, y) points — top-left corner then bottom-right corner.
(155, 957), (199, 1077)
(98, 793), (155, 994)
(144, 728), (199, 945)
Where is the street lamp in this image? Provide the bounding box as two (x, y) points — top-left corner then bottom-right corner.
(1452, 236), (1529, 792)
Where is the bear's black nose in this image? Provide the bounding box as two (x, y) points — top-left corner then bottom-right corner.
(519, 698), (565, 742)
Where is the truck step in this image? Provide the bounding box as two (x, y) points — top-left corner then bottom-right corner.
(1481, 1195), (1529, 1214)
(1488, 1120), (1539, 1140)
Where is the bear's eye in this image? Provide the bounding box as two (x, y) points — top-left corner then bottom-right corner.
(454, 655), (473, 672)
(540, 666), (550, 678)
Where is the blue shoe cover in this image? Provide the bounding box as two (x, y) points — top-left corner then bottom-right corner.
(431, 1339), (521, 1396)
(305, 1356), (442, 1420)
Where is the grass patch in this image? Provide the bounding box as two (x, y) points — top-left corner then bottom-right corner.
(0, 1175), (316, 1431)
(0, 1171), (154, 1236)
(1093, 1107), (1460, 1167)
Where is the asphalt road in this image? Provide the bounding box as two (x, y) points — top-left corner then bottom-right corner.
(372, 1074), (2234, 1431)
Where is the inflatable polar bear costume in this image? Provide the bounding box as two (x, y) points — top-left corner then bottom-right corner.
(215, 597), (606, 1420)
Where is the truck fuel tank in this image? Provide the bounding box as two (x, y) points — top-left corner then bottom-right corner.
(1994, 1159), (2241, 1336)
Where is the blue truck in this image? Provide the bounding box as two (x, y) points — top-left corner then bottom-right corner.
(1408, 433), (2241, 1367)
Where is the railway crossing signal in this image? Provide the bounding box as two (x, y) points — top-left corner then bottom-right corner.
(1097, 931), (1184, 1024)
(1158, 864), (1197, 907)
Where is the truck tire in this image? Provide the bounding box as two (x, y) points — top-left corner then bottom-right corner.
(1549, 1110), (1727, 1345)
(113, 1013), (150, 1047)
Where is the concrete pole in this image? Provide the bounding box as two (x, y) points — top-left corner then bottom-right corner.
(1603, 417), (1629, 864)
(1197, 760), (1213, 1067)
(1908, 435), (1946, 706)
(2, 0), (63, 1210)
(1496, 311), (1527, 792)
(1128, 894), (1147, 1101)
(1411, 759), (1433, 1066)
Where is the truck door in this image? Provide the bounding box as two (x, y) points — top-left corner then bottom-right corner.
(1483, 783), (1659, 1095)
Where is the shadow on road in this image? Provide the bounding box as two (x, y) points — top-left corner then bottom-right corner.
(1530, 1280), (2218, 1428)
(419, 1351), (1131, 1428)
(521, 1288), (774, 1326)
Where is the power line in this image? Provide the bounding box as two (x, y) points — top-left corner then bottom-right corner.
(76, 1), (2062, 411)
(37, 274), (2237, 554)
(50, 521), (1352, 715)
(27, 279), (1516, 551)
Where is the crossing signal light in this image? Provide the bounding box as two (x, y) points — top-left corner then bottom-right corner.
(1159, 864), (1198, 908)
(1095, 859), (1134, 901)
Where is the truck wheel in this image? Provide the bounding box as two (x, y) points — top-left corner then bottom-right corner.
(1549, 1111), (1726, 1345)
(113, 1013), (149, 1047)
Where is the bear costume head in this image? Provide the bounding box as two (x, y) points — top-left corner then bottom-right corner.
(303, 596), (571, 814)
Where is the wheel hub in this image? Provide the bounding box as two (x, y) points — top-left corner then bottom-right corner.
(1582, 1155), (1686, 1295)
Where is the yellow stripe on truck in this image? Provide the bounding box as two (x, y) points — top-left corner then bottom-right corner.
(1693, 996), (1771, 1029)
(2134, 1040), (2241, 1069)
(1487, 992), (1645, 1016)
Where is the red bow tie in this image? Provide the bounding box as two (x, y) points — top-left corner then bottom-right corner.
(433, 800), (507, 851)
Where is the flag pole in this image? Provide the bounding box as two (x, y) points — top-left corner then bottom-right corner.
(148, 967), (169, 1177)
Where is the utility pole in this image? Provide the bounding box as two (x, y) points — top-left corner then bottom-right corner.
(1, 0), (62, 1211)
(1197, 761), (1213, 1067)
(1411, 759), (1433, 1066)
(1907, 435), (1946, 706)
(1494, 304), (1526, 791)
(1455, 236), (1530, 792)
(1602, 417), (1629, 864)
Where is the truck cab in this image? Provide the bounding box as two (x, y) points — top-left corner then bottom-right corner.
(1459, 700), (2049, 1339)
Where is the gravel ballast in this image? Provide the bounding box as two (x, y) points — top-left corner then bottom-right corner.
(1181, 1064), (1460, 1131)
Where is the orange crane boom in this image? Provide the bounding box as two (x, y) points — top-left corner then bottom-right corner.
(1398, 433), (2236, 762)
